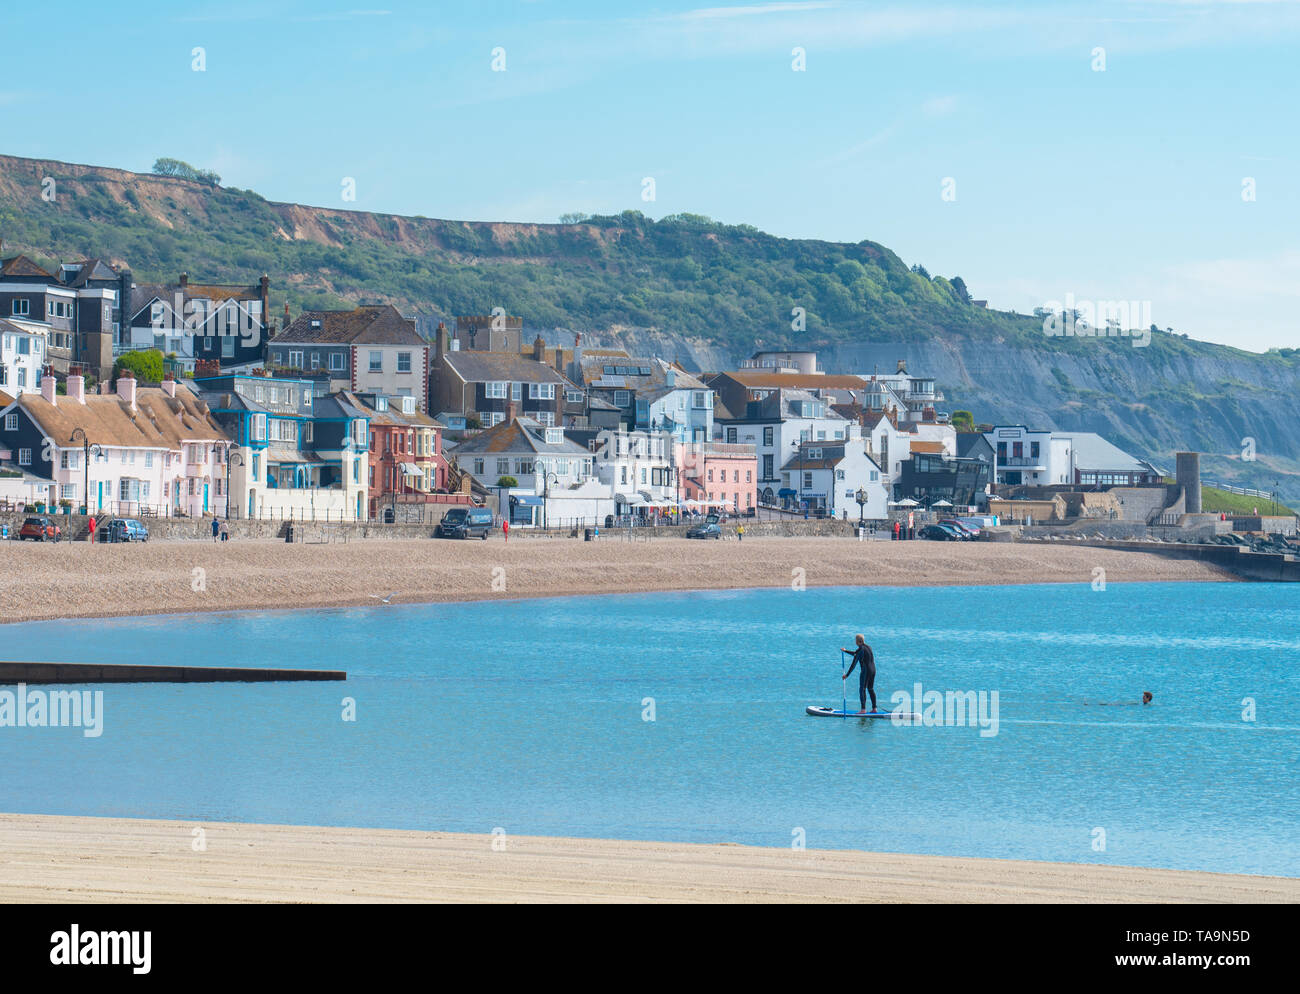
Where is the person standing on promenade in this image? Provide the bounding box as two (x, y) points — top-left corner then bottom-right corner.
(502, 518), (509, 542)
(737, 524), (744, 541)
(220, 520), (229, 542)
(88, 514), (96, 545)
(841, 634), (878, 715)
(211, 515), (220, 542)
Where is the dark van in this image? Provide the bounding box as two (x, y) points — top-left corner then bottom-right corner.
(435, 506), (494, 540)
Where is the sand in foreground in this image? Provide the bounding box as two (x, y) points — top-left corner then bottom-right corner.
(0, 536), (1232, 625)
(1, 813), (1293, 904)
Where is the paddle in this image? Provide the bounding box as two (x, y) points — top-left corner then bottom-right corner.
(840, 648), (849, 718)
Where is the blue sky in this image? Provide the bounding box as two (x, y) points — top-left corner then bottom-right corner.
(2, 0), (1298, 351)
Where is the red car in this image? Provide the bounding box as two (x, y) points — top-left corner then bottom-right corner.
(19, 516), (62, 542)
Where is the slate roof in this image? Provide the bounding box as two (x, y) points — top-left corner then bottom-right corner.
(449, 417), (589, 457)
(0, 255), (56, 281)
(273, 304), (423, 346)
(442, 350), (572, 385)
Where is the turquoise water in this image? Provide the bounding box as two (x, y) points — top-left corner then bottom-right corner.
(2, 582), (1297, 876)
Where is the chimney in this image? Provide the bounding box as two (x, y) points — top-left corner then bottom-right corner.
(117, 372), (137, 410)
(896, 358), (907, 374)
(179, 272), (189, 288)
(161, 378), (177, 398)
(283, 302), (290, 325)
(533, 334), (545, 361)
(506, 401), (518, 423)
(40, 375), (57, 405)
(67, 375), (85, 404)
(665, 367), (676, 388)
(554, 347), (563, 372)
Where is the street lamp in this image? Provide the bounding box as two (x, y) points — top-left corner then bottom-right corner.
(69, 428), (100, 518)
(856, 487), (868, 528)
(215, 444), (244, 521)
(543, 469), (559, 529)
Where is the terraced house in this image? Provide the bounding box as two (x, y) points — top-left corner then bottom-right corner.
(353, 391), (471, 521)
(0, 373), (229, 516)
(269, 304), (429, 406)
(192, 373), (370, 521)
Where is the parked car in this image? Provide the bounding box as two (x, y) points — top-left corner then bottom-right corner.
(954, 517), (986, 536)
(939, 518), (978, 539)
(920, 523), (961, 541)
(99, 518), (149, 543)
(435, 506), (494, 540)
(19, 516), (62, 542)
(686, 522), (722, 539)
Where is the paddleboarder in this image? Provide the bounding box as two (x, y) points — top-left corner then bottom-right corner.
(841, 634), (877, 714)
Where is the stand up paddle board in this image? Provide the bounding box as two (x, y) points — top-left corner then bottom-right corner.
(806, 706), (922, 720)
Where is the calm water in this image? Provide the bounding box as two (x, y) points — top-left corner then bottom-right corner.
(2, 582), (1297, 876)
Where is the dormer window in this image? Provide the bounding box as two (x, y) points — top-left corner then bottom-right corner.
(377, 397), (388, 412)
(401, 397), (415, 414)
(545, 428), (563, 445)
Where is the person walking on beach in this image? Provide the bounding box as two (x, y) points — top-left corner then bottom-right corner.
(220, 520), (229, 542)
(841, 634), (877, 714)
(211, 515), (220, 542)
(88, 514), (96, 545)
(737, 524), (744, 541)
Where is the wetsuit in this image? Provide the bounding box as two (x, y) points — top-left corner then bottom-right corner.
(844, 644), (876, 711)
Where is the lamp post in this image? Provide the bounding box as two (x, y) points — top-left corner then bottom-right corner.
(543, 469), (559, 530)
(856, 487), (868, 528)
(69, 428), (99, 518)
(217, 444), (244, 520)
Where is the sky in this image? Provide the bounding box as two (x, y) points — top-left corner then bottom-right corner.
(2, 0), (1298, 352)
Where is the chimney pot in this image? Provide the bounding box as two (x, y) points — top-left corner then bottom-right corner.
(179, 272), (189, 287)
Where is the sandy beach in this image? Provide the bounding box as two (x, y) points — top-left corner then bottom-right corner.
(0, 535), (1231, 625)
(0, 813), (1292, 903)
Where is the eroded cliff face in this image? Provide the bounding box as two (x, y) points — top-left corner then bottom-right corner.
(588, 329), (1300, 491)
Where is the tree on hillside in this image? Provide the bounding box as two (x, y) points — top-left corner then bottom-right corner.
(951, 410), (975, 432)
(152, 158), (221, 186)
(950, 276), (971, 304)
(910, 263), (931, 279)
(559, 213), (590, 224)
(113, 349), (164, 384)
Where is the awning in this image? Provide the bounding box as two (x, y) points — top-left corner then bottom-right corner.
(399, 462), (422, 478)
(777, 488), (796, 497)
(509, 495), (544, 507)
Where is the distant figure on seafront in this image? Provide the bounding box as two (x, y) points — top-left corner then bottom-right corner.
(220, 520), (229, 542)
(211, 516), (220, 542)
(502, 518), (509, 542)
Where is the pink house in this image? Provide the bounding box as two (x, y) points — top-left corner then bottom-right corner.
(676, 441), (757, 513)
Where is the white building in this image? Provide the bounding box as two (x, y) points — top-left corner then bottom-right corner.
(0, 319), (47, 398)
(716, 388), (858, 505)
(782, 440), (889, 519)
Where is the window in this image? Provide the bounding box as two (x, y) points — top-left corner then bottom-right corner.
(485, 381), (507, 399)
(311, 352), (321, 369)
(511, 381), (522, 401)
(252, 414), (267, 441)
(369, 351), (383, 372)
(397, 352), (411, 373)
(144, 452), (153, 468)
(529, 383), (555, 400)
(17, 369), (26, 389)
(803, 472), (813, 489)
(289, 350), (303, 368)
(746, 470), (752, 482)
(763, 427), (773, 446)
(836, 469), (845, 480)
(329, 352), (345, 371)
(304, 422), (313, 444)
(62, 483), (77, 500)
(566, 390), (584, 404)
(222, 334), (235, 357)
(726, 428), (737, 443)
(2, 413), (13, 431)
(18, 448), (31, 465)
(707, 469), (713, 482)
(613, 390), (630, 408)
(12, 299), (30, 316)
(496, 458), (510, 476)
(692, 391), (710, 409)
(473, 459), (485, 476)
(535, 411), (555, 427)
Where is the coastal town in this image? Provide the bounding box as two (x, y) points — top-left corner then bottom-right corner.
(4, 256), (1270, 548)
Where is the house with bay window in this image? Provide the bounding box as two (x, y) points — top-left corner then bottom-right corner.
(192, 373), (369, 521)
(781, 439), (888, 520)
(353, 392), (472, 521)
(577, 356), (713, 442)
(0, 318), (46, 398)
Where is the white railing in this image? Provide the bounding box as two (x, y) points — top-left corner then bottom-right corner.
(1203, 480), (1273, 500)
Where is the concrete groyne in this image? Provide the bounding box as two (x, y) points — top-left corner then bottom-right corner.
(0, 662), (346, 684)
